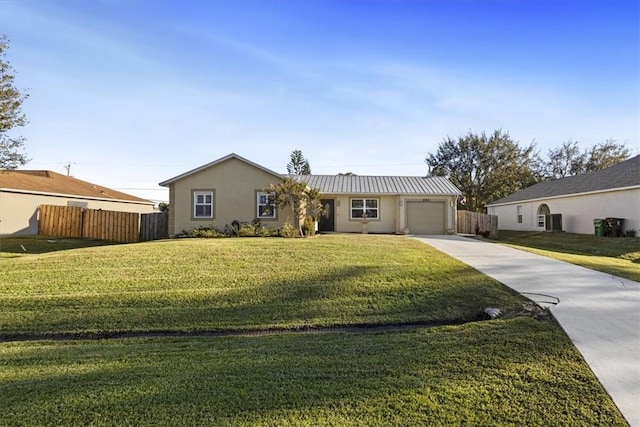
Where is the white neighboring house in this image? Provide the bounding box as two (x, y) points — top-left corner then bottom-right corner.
(486, 155), (640, 235)
(0, 170), (155, 236)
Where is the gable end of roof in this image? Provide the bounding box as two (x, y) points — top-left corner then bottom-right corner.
(159, 153), (283, 186)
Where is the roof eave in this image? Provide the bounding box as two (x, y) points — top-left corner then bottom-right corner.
(486, 184), (640, 207)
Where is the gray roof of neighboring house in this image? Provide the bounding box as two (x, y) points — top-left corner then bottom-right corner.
(487, 155), (640, 206)
(300, 174), (461, 195)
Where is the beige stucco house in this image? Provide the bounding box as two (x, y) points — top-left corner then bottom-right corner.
(0, 170), (155, 236)
(159, 153), (461, 236)
(486, 155), (640, 235)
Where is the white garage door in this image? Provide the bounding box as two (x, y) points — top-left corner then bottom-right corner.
(406, 201), (445, 234)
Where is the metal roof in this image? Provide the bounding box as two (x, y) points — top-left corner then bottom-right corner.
(0, 170), (153, 204)
(487, 155), (640, 206)
(300, 174), (461, 195)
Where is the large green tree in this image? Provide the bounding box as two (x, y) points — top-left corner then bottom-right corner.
(0, 35), (29, 169)
(583, 139), (630, 172)
(286, 149), (311, 175)
(544, 139), (630, 179)
(426, 130), (538, 212)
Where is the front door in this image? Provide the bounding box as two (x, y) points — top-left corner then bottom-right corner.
(318, 199), (335, 232)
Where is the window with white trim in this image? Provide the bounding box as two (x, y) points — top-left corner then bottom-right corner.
(537, 215), (546, 228)
(351, 198), (379, 219)
(194, 191), (213, 218)
(257, 192), (276, 219)
(537, 204), (550, 228)
(517, 206), (523, 224)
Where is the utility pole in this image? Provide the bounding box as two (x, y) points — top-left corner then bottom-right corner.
(64, 163), (72, 176)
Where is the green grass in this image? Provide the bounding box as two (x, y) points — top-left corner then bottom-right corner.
(0, 319), (625, 426)
(495, 231), (640, 282)
(0, 234), (627, 425)
(0, 235), (118, 257)
(0, 235), (524, 336)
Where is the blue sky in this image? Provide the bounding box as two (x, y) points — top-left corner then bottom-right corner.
(2, 0), (638, 203)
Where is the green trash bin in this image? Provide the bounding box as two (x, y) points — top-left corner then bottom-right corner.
(593, 219), (605, 237)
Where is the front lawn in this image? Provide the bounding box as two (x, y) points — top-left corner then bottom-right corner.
(495, 231), (640, 282)
(0, 234), (627, 425)
(0, 319), (625, 426)
(0, 235), (524, 336)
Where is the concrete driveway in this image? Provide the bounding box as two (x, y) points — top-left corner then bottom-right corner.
(413, 235), (640, 427)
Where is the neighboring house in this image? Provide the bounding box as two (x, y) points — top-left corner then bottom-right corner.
(0, 170), (155, 236)
(486, 155), (640, 235)
(159, 153), (461, 236)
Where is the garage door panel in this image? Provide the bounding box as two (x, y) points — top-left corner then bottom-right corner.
(407, 201), (445, 234)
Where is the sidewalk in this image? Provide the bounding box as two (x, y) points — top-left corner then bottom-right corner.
(413, 235), (640, 427)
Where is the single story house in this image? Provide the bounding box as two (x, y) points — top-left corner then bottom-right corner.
(0, 170), (155, 235)
(486, 155), (640, 235)
(159, 153), (461, 236)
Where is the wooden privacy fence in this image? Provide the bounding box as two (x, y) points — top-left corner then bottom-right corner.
(38, 205), (168, 243)
(457, 210), (498, 239)
(139, 212), (169, 242)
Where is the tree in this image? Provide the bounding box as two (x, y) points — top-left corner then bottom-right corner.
(425, 130), (538, 212)
(544, 139), (585, 179)
(0, 35), (29, 169)
(286, 149), (311, 175)
(584, 139), (630, 172)
(268, 177), (322, 236)
(543, 139), (630, 179)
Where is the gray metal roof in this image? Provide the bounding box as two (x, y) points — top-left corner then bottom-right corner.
(300, 174), (461, 195)
(487, 155), (640, 206)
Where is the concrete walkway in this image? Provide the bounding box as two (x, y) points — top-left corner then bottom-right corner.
(413, 235), (640, 427)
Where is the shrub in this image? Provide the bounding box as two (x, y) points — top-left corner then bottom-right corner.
(280, 219), (299, 238)
(302, 216), (316, 236)
(178, 225), (224, 238)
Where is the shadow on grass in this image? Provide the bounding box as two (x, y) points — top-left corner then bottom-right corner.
(495, 230), (640, 262)
(0, 235), (119, 255)
(0, 260), (525, 338)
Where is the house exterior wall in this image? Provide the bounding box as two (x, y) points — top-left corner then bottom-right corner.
(329, 195), (397, 233)
(0, 190), (154, 236)
(487, 187), (640, 235)
(167, 157), (290, 235)
(322, 194), (457, 234)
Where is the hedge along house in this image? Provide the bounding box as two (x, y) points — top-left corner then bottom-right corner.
(0, 170), (155, 236)
(159, 153), (461, 236)
(486, 155), (640, 235)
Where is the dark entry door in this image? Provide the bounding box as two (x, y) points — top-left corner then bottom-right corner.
(318, 199), (335, 232)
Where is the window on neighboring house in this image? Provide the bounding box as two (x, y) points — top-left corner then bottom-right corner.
(537, 215), (546, 228)
(517, 206), (523, 224)
(193, 191), (213, 218)
(351, 198), (379, 219)
(537, 204), (550, 228)
(67, 201), (88, 208)
(257, 192), (276, 219)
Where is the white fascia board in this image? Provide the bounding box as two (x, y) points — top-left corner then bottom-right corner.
(486, 185), (640, 208)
